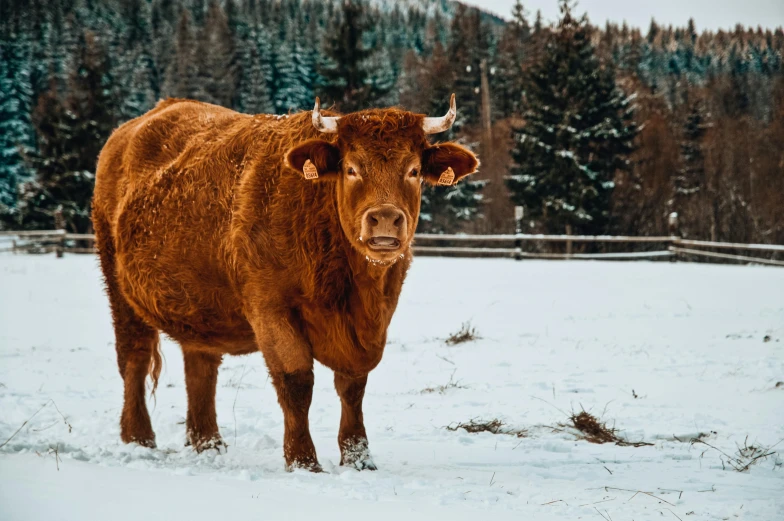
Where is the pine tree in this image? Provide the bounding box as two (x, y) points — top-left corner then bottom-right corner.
(671, 93), (710, 237)
(0, 22), (35, 215)
(194, 0), (236, 107)
(151, 0), (179, 95)
(17, 31), (115, 232)
(506, 0), (638, 235)
(319, 0), (390, 112)
(418, 175), (487, 234)
(274, 21), (312, 113)
(115, 0), (157, 120)
(446, 5), (486, 129)
(163, 8), (198, 99)
(236, 31), (273, 114)
(363, 46), (397, 107)
(493, 0), (530, 118)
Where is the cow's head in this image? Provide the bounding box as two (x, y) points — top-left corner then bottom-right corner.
(286, 95), (479, 263)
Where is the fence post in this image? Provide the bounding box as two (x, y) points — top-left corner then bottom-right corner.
(565, 224), (573, 257)
(54, 208), (65, 258)
(514, 206), (524, 260)
(668, 212), (679, 263)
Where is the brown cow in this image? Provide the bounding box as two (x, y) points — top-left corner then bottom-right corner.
(92, 95), (478, 471)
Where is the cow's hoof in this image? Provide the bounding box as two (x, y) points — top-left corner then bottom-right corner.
(286, 459), (323, 473)
(346, 457), (377, 471)
(189, 435), (227, 454)
(126, 436), (157, 449)
(340, 438), (376, 470)
(286, 454), (324, 473)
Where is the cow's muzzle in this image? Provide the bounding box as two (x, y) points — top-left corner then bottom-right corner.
(362, 205), (407, 254)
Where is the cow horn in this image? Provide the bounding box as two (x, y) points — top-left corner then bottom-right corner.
(312, 97), (339, 133)
(422, 93), (457, 134)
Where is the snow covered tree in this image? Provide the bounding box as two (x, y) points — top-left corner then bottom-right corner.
(418, 174), (488, 234)
(151, 0), (179, 94)
(319, 0), (391, 112)
(362, 46), (398, 107)
(0, 19), (35, 215)
(194, 0), (236, 107)
(506, 1), (638, 235)
(16, 31), (115, 232)
(274, 21), (313, 113)
(236, 33), (273, 114)
(398, 43), (487, 233)
(115, 0), (157, 120)
(445, 5), (488, 130)
(671, 93), (710, 237)
(492, 0), (530, 118)
(163, 8), (198, 99)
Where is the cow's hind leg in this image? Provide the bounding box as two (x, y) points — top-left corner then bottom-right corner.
(181, 347), (225, 452)
(335, 373), (376, 470)
(94, 211), (160, 448)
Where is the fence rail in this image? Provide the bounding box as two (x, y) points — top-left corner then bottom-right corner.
(1, 230), (782, 266)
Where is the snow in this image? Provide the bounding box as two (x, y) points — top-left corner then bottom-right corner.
(1, 254), (783, 520)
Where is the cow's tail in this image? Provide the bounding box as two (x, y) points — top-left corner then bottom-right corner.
(149, 335), (163, 397)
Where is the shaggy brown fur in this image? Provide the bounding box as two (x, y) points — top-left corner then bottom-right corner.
(92, 98), (478, 471)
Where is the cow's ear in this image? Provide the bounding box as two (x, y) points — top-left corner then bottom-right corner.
(285, 139), (341, 180)
(421, 143), (479, 186)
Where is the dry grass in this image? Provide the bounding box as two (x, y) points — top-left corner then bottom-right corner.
(421, 370), (467, 394)
(561, 411), (653, 447)
(446, 418), (528, 438)
(445, 321), (479, 346)
(0, 399), (71, 449)
(691, 435), (781, 472)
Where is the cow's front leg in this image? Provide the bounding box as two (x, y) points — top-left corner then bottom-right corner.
(335, 373), (376, 471)
(270, 369), (321, 472)
(183, 349), (225, 453)
(246, 296), (320, 471)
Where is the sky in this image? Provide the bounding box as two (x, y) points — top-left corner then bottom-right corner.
(460, 0), (784, 31)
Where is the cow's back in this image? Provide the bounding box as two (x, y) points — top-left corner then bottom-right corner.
(94, 99), (258, 344)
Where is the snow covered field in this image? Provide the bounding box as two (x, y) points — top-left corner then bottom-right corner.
(1, 254), (782, 520)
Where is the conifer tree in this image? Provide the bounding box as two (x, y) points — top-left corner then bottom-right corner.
(671, 93), (710, 236)
(0, 23), (35, 214)
(151, 0), (179, 94)
(274, 20), (313, 113)
(319, 0), (390, 111)
(17, 31), (115, 232)
(237, 33), (273, 114)
(163, 8), (198, 99)
(506, 0), (638, 234)
(493, 0), (530, 118)
(116, 0), (157, 120)
(194, 0), (236, 107)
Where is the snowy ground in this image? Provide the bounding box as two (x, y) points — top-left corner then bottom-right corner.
(1, 254), (782, 521)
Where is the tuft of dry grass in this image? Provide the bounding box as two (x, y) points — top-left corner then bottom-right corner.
(446, 418), (527, 438)
(562, 411), (653, 447)
(421, 370), (467, 394)
(445, 321), (479, 346)
(691, 435), (781, 472)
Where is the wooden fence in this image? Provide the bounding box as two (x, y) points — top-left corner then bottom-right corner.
(1, 229), (783, 266)
(413, 233), (784, 266)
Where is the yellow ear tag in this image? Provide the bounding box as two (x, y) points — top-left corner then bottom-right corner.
(437, 167), (455, 186)
(303, 160), (319, 180)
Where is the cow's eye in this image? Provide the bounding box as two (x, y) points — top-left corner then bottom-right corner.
(408, 168), (419, 178)
(347, 167), (357, 176)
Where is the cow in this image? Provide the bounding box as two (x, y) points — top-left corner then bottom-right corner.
(92, 95), (479, 472)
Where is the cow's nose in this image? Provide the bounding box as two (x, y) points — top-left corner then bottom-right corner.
(363, 205), (406, 251)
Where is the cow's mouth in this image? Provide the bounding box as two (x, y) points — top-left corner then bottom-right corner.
(367, 236), (401, 251)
